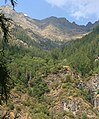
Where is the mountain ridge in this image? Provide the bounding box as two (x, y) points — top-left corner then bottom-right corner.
(1, 5), (99, 42)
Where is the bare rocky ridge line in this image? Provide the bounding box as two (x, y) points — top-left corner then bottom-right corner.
(1, 5), (99, 42)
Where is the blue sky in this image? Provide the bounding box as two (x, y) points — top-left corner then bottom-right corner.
(0, 0), (99, 25)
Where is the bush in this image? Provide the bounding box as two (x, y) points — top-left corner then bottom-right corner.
(81, 113), (87, 119)
(28, 77), (49, 98)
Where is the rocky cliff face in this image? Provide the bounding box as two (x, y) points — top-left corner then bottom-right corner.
(86, 75), (99, 108)
(44, 67), (99, 119)
(0, 66), (99, 119)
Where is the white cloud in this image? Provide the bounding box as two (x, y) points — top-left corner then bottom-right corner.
(45, 0), (99, 19)
(45, 0), (66, 7)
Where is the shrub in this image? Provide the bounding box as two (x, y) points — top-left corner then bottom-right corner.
(28, 77), (49, 98)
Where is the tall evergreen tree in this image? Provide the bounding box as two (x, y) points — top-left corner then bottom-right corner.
(0, 0), (16, 104)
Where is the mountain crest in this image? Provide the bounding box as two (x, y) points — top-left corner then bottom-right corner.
(0, 5), (99, 41)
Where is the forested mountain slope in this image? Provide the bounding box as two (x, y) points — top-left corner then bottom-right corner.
(0, 4), (99, 119)
(61, 26), (99, 76)
(0, 21), (99, 118)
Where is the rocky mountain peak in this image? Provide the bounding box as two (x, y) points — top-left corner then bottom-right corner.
(0, 5), (14, 14)
(86, 22), (93, 29)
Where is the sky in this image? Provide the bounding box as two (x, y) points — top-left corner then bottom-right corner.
(0, 0), (99, 25)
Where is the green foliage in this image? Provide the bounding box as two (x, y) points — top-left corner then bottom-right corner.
(62, 27), (99, 76)
(93, 25), (99, 34)
(97, 89), (99, 94)
(31, 112), (50, 119)
(0, 58), (10, 103)
(7, 101), (14, 110)
(81, 113), (87, 119)
(0, 13), (11, 45)
(28, 77), (49, 98)
(65, 75), (71, 82)
(0, 13), (12, 104)
(80, 88), (90, 101)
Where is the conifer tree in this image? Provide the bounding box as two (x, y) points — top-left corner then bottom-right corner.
(0, 0), (16, 104)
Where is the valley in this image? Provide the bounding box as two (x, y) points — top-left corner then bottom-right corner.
(0, 5), (99, 119)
